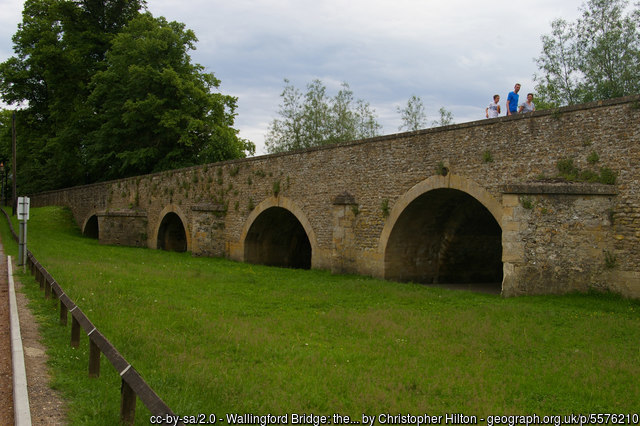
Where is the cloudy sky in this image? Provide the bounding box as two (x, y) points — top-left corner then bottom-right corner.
(0, 0), (587, 155)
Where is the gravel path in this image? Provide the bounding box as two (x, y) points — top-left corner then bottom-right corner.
(0, 244), (13, 425)
(0, 239), (68, 425)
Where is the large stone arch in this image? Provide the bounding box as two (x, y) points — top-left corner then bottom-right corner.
(81, 211), (100, 239)
(379, 174), (503, 289)
(240, 196), (319, 269)
(154, 205), (191, 252)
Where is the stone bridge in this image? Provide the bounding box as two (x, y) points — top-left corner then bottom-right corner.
(31, 95), (640, 298)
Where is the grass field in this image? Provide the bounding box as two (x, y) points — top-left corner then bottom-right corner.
(1, 206), (639, 424)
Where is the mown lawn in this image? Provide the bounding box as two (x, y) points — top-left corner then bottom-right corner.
(2, 206), (639, 425)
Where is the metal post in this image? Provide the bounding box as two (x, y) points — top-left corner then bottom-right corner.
(3, 167), (7, 207)
(0, 162), (4, 207)
(18, 221), (25, 266)
(22, 221), (27, 273)
(11, 111), (16, 216)
(17, 197), (29, 270)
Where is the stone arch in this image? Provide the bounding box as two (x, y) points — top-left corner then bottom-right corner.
(154, 205), (191, 252)
(379, 174), (503, 289)
(240, 196), (318, 269)
(82, 213), (99, 239)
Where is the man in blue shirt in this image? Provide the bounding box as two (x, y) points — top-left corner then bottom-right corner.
(506, 83), (521, 116)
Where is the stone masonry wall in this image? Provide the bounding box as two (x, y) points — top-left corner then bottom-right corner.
(31, 95), (640, 297)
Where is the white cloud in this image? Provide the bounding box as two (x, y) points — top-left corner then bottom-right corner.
(1, 0), (589, 154)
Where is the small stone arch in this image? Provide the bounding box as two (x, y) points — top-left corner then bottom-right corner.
(379, 174), (503, 289)
(154, 205), (191, 252)
(240, 196), (318, 269)
(82, 213), (100, 239)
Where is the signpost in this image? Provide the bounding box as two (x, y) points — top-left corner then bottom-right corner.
(17, 196), (30, 271)
(12, 112), (17, 216)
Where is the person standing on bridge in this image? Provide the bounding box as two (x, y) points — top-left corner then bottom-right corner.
(486, 94), (501, 118)
(506, 83), (520, 116)
(518, 93), (536, 113)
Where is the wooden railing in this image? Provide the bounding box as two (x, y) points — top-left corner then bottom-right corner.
(2, 209), (179, 425)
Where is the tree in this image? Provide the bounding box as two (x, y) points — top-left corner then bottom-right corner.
(0, 110), (13, 165)
(301, 79), (332, 147)
(534, 0), (640, 107)
(264, 79), (304, 153)
(265, 79), (381, 153)
(432, 106), (454, 127)
(534, 19), (582, 106)
(85, 13), (253, 180)
(397, 96), (454, 131)
(575, 0), (640, 100)
(0, 0), (252, 191)
(328, 83), (356, 143)
(353, 99), (382, 139)
(397, 95), (427, 131)
(0, 0), (146, 192)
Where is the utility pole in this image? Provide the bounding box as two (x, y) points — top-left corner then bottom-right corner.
(12, 111), (17, 216)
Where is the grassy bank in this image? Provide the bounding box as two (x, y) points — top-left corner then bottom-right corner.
(1, 206), (639, 424)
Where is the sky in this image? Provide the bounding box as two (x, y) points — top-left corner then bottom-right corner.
(0, 0), (588, 155)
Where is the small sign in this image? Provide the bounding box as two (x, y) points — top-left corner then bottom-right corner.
(17, 196), (30, 221)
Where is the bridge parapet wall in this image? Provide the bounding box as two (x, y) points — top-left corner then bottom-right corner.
(30, 95), (640, 297)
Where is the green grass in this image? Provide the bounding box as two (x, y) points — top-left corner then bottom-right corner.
(2, 206), (640, 424)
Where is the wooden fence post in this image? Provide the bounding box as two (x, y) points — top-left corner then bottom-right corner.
(38, 268), (44, 290)
(4, 205), (178, 423)
(120, 379), (137, 425)
(88, 334), (100, 378)
(71, 315), (80, 348)
(59, 301), (68, 326)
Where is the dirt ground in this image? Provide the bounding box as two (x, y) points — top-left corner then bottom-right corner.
(0, 248), (13, 425)
(0, 242), (68, 425)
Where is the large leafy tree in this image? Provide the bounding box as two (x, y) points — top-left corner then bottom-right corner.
(0, 0), (145, 192)
(534, 0), (640, 107)
(535, 19), (582, 105)
(1, 0), (252, 192)
(265, 79), (381, 153)
(86, 13), (253, 180)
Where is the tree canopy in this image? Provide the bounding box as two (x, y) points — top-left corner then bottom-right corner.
(0, 0), (253, 194)
(397, 95), (427, 132)
(397, 95), (454, 131)
(534, 0), (640, 107)
(265, 79), (381, 153)
(85, 13), (253, 181)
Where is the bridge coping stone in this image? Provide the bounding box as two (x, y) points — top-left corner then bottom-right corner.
(97, 210), (147, 217)
(501, 182), (618, 195)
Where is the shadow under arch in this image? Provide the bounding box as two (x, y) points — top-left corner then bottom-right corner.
(240, 196), (318, 269)
(379, 175), (503, 290)
(82, 214), (99, 239)
(154, 205), (191, 252)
